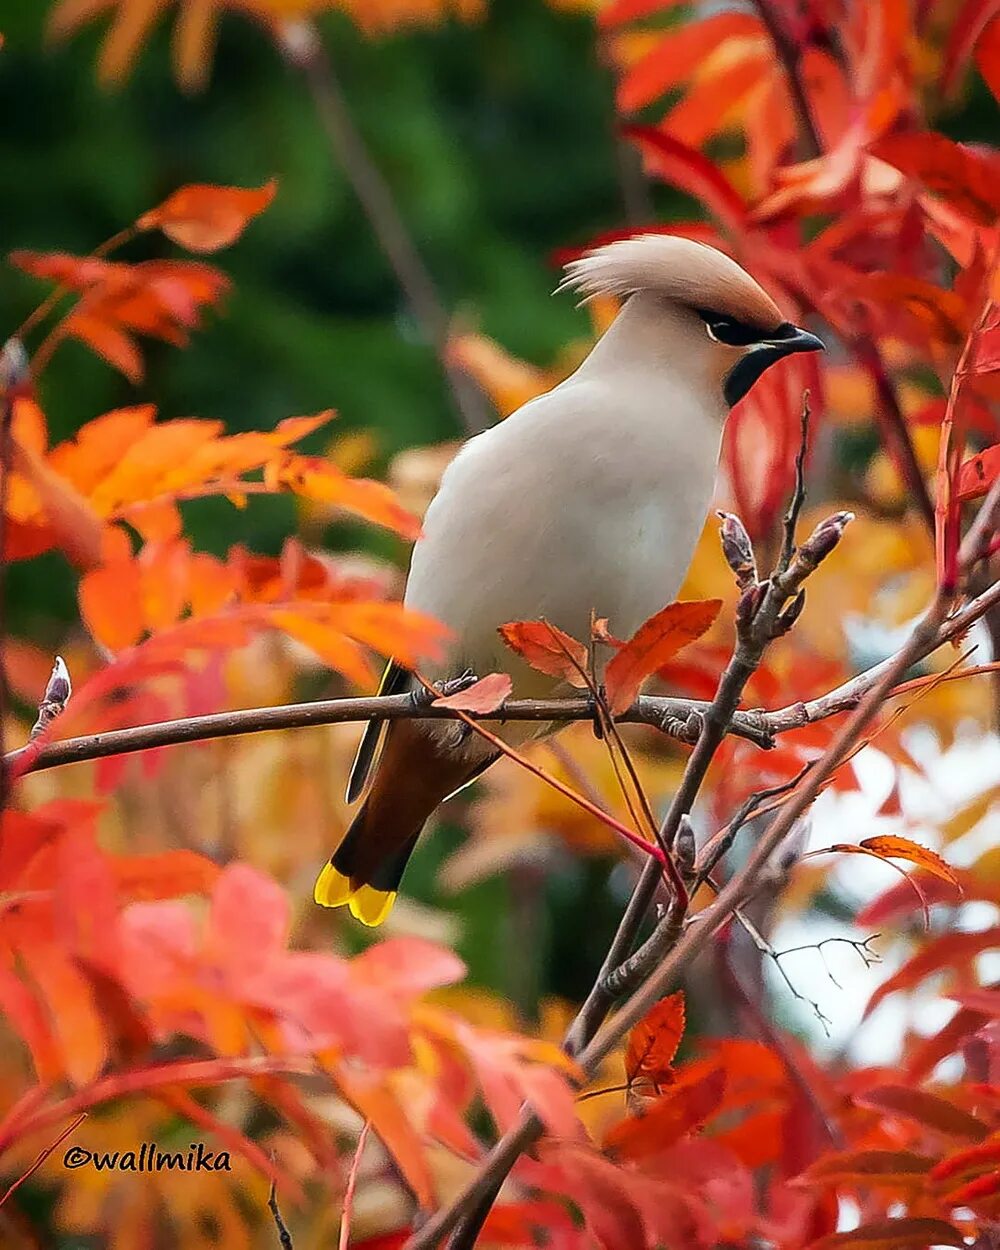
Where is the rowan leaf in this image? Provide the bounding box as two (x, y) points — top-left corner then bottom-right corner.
(795, 1149), (935, 1187)
(931, 1135), (1000, 1183)
(623, 127), (749, 231)
(604, 1063), (725, 1160)
(498, 620), (590, 687)
(605, 599), (722, 715)
(858, 835), (958, 886)
(871, 132), (1000, 223)
(856, 1085), (990, 1140)
(624, 991), (685, 1092)
(806, 1217), (967, 1250)
(616, 12), (761, 112)
(432, 673), (512, 713)
(958, 443), (1000, 500)
(137, 180), (277, 252)
(975, 14), (1000, 101)
(864, 927), (1000, 1017)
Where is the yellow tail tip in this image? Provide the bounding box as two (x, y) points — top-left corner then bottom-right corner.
(350, 885), (397, 927)
(313, 862), (396, 927)
(314, 861), (352, 908)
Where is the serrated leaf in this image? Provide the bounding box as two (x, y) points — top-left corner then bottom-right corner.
(624, 992), (685, 1092)
(605, 599), (721, 715)
(498, 620), (590, 687)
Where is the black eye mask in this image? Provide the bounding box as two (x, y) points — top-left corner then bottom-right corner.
(693, 311), (826, 405)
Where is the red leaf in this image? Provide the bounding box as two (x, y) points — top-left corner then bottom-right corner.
(864, 927), (1000, 1017)
(137, 180), (277, 253)
(950, 988), (1000, 1014)
(795, 1149), (935, 1187)
(498, 620), (589, 687)
(942, 0), (1000, 93)
(603, 1064), (726, 1159)
(857, 869), (969, 927)
(605, 599), (721, 715)
(616, 12), (761, 111)
(432, 673), (512, 713)
(349, 938), (466, 998)
(806, 1217), (967, 1250)
(958, 443), (1000, 500)
(870, 132), (1000, 224)
(855, 1085), (990, 1141)
(975, 15), (1000, 102)
(625, 991), (685, 1092)
(932, 1135), (1000, 1182)
(623, 126), (749, 233)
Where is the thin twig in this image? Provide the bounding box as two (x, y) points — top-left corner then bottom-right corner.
(749, 0), (822, 158)
(276, 22), (492, 436)
(339, 1122), (370, 1250)
(269, 1163), (294, 1250)
(0, 1112), (86, 1209)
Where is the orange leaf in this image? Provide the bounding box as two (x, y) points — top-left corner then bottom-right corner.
(605, 599), (721, 715)
(64, 310), (145, 381)
(498, 620), (589, 688)
(79, 559), (145, 651)
(432, 673), (512, 713)
(624, 991), (685, 1092)
(858, 835), (958, 886)
(268, 610), (375, 688)
(113, 850), (221, 901)
(138, 180), (277, 253)
(10, 434), (106, 571)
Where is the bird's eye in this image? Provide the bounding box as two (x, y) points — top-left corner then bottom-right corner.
(697, 310), (762, 347)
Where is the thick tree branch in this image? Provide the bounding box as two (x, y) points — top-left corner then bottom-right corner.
(8, 569), (1000, 787)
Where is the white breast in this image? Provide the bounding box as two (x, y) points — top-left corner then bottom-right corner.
(404, 371), (723, 700)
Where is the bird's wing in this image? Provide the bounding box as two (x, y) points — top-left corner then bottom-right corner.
(346, 659), (412, 803)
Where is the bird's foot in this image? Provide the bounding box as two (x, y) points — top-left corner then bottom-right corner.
(436, 669), (479, 697)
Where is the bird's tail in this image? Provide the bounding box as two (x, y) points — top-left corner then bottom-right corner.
(314, 815), (419, 927)
(315, 720), (495, 926)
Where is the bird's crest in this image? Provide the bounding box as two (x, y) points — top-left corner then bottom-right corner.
(558, 234), (784, 332)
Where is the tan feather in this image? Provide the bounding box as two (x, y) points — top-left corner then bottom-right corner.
(558, 234), (784, 332)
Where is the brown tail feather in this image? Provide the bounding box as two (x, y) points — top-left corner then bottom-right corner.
(315, 721), (496, 925)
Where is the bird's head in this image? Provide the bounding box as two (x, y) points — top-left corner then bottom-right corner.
(559, 235), (824, 408)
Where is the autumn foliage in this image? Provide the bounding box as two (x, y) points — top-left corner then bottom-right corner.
(3, 2), (1000, 1249)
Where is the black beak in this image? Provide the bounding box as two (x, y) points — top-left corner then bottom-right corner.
(723, 323), (825, 408)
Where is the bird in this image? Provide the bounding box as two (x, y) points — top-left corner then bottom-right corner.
(314, 234), (824, 925)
